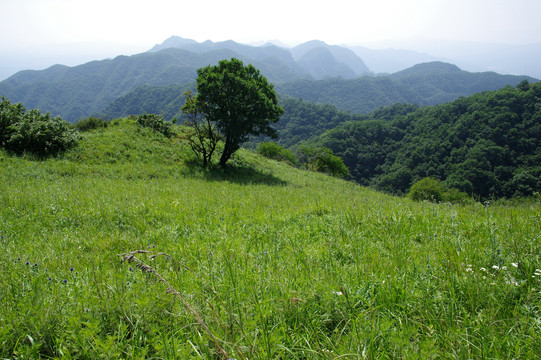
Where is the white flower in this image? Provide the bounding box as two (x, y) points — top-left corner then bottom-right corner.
(333, 291), (343, 296)
(480, 267), (487, 272)
(512, 263), (519, 268)
(492, 265), (500, 270)
(502, 266), (507, 270)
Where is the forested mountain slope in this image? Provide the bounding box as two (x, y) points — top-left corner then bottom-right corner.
(277, 62), (537, 113)
(0, 49), (241, 122)
(308, 81), (541, 199)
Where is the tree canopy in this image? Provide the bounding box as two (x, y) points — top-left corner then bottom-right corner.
(307, 82), (541, 199)
(195, 58), (283, 167)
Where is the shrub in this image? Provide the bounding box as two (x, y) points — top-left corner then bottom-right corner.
(75, 116), (108, 132)
(257, 142), (297, 165)
(298, 146), (349, 178)
(0, 96), (24, 147)
(1, 97), (79, 157)
(136, 113), (172, 137)
(441, 187), (472, 204)
(507, 171), (540, 197)
(408, 177), (444, 202)
(409, 177), (471, 203)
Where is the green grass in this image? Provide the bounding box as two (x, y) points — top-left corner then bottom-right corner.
(1, 119), (540, 359)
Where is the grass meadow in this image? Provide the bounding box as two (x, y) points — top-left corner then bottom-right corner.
(1, 119), (540, 359)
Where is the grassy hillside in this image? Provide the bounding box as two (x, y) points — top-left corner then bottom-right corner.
(1, 120), (540, 359)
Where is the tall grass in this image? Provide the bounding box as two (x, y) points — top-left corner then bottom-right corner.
(1, 119), (539, 359)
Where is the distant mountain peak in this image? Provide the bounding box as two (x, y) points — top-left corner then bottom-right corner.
(411, 61), (461, 72)
(390, 61), (462, 78)
(149, 36), (198, 52)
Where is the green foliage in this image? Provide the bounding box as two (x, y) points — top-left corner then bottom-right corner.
(196, 58), (284, 167)
(0, 96), (79, 156)
(136, 113), (172, 137)
(74, 116), (108, 132)
(0, 96), (23, 146)
(180, 91), (220, 167)
(268, 97), (366, 148)
(257, 142), (297, 164)
(298, 146), (349, 178)
(408, 177), (445, 202)
(309, 82), (541, 199)
(408, 178), (472, 203)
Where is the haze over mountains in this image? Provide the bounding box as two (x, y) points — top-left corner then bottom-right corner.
(0, 36), (538, 122)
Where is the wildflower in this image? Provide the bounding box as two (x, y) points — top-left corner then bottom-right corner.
(502, 266), (507, 270)
(535, 269), (541, 276)
(492, 265), (500, 270)
(333, 291), (343, 296)
(129, 267), (134, 272)
(480, 267), (487, 272)
(62, 279), (68, 284)
(25, 261), (30, 266)
(48, 277), (52, 281)
(512, 263), (519, 268)
(69, 267), (74, 272)
(33, 263), (38, 267)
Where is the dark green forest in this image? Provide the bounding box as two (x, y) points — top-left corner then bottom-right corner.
(307, 81), (540, 199)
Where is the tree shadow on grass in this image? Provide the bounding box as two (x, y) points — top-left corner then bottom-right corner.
(185, 161), (287, 186)
(208, 164), (288, 186)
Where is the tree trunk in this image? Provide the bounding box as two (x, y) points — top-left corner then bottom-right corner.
(219, 139), (236, 168)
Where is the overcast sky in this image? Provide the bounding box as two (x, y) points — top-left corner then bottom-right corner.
(1, 0), (540, 78)
(2, 0), (540, 48)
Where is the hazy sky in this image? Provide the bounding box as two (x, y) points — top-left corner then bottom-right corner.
(1, 0), (540, 79)
(2, 0), (540, 49)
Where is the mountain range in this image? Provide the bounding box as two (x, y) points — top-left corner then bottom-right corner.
(0, 36), (537, 122)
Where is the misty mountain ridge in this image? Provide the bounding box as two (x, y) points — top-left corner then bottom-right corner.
(150, 36), (370, 79)
(0, 36), (537, 122)
(102, 60), (536, 123)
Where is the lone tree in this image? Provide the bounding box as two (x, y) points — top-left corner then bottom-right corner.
(195, 58), (283, 167)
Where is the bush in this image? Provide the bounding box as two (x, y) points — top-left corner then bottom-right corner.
(409, 177), (471, 203)
(441, 187), (472, 204)
(0, 96), (23, 147)
(408, 177), (444, 202)
(75, 116), (108, 132)
(507, 171), (540, 197)
(298, 146), (349, 178)
(257, 142), (297, 165)
(1, 97), (79, 157)
(136, 113), (172, 137)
